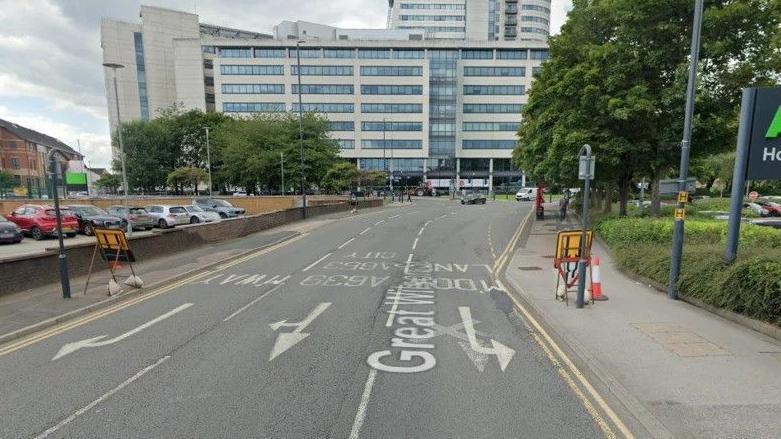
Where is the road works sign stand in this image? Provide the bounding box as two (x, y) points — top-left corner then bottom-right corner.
(83, 228), (143, 296)
(553, 230), (593, 306)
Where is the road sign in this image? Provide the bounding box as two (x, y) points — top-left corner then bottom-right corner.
(749, 191), (759, 201)
(578, 155), (595, 180)
(675, 208), (686, 221)
(554, 230), (592, 261)
(677, 191), (689, 204)
(745, 88), (781, 180)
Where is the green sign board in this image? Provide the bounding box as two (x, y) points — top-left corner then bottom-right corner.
(65, 172), (88, 191)
(745, 88), (781, 180)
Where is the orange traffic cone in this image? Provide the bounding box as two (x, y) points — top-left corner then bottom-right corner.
(590, 255), (608, 301)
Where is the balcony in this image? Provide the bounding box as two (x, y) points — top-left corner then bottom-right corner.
(505, 18), (517, 26)
(505, 7), (518, 14)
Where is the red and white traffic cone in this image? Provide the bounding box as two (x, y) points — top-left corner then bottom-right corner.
(590, 255), (608, 301)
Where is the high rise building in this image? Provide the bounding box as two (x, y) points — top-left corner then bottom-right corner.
(101, 4), (550, 192)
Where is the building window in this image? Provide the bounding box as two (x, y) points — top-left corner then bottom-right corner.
(133, 32), (150, 121)
(464, 85), (525, 95)
(460, 158), (491, 171)
(361, 122), (422, 131)
(202, 46), (216, 54)
(204, 76), (214, 86)
(461, 49), (493, 59)
(292, 103), (354, 113)
(427, 49), (459, 60)
(359, 158), (425, 172)
(361, 85), (422, 95)
(10, 158), (20, 169)
(360, 66), (422, 76)
(220, 48), (252, 58)
(362, 139), (422, 149)
(361, 103), (423, 113)
(323, 48), (355, 58)
(463, 104), (524, 113)
(330, 121), (355, 131)
(399, 26), (465, 33)
(430, 122), (455, 135)
(464, 66), (525, 77)
(289, 48), (323, 59)
(521, 27), (550, 35)
(291, 65), (353, 76)
(430, 85), (455, 96)
(530, 49), (550, 60)
(205, 93), (215, 104)
(222, 84), (285, 94)
(358, 49), (391, 59)
(430, 140), (455, 155)
(255, 48), (286, 58)
(400, 15), (465, 21)
(338, 139), (355, 149)
(521, 16), (550, 25)
(223, 102), (285, 112)
(220, 65), (284, 75)
(521, 4), (551, 13)
(496, 49), (528, 59)
(393, 49), (424, 59)
(292, 84), (354, 94)
(462, 140), (518, 149)
(203, 59), (213, 69)
(463, 122), (520, 131)
(400, 3), (465, 10)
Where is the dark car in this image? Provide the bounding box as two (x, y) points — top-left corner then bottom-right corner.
(461, 192), (487, 205)
(193, 198), (245, 218)
(66, 204), (123, 236)
(0, 216), (23, 244)
(6, 204), (79, 240)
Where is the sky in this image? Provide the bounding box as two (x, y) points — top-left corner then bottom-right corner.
(0, 0), (573, 169)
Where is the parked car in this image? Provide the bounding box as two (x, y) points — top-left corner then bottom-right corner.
(232, 191), (248, 197)
(0, 216), (23, 244)
(516, 187), (538, 201)
(193, 198), (245, 218)
(461, 192), (487, 205)
(106, 205), (155, 231)
(182, 205), (221, 224)
(5, 204), (79, 240)
(754, 200), (781, 217)
(745, 202), (770, 217)
(66, 204), (123, 236)
(145, 205), (190, 228)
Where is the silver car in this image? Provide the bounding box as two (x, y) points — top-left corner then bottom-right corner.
(145, 205), (189, 229)
(106, 205), (155, 230)
(181, 205), (221, 224)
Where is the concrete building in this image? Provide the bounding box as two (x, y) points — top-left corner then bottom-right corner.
(101, 4), (551, 192)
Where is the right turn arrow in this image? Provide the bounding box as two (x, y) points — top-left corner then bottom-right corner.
(458, 306), (515, 371)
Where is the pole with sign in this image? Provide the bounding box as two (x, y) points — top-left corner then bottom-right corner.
(725, 87), (781, 263)
(576, 144), (594, 309)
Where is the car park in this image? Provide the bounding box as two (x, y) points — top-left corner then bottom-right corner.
(182, 205), (221, 223)
(66, 204), (123, 236)
(5, 204), (79, 240)
(193, 198), (245, 218)
(461, 192), (487, 205)
(145, 205), (190, 228)
(106, 205), (155, 230)
(0, 216), (23, 244)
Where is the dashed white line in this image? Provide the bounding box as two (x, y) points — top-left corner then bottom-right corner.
(407, 253), (414, 263)
(348, 369), (378, 439)
(223, 284), (284, 322)
(388, 214), (401, 219)
(359, 227), (371, 235)
(34, 355), (171, 439)
(303, 252), (332, 272)
(374, 220), (385, 226)
(435, 214), (447, 220)
(412, 237), (419, 250)
(338, 237), (356, 249)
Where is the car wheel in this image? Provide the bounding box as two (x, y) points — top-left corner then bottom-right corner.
(31, 227), (44, 241)
(417, 190), (424, 197)
(218, 212), (228, 219)
(83, 223), (94, 236)
(190, 216), (200, 224)
(145, 226), (153, 231)
(158, 219), (168, 229)
(120, 220), (128, 230)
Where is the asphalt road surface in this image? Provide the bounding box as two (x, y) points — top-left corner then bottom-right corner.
(0, 199), (607, 438)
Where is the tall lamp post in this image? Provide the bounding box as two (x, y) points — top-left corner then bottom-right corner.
(295, 40), (307, 218)
(103, 63), (129, 205)
(576, 144), (595, 309)
(203, 126), (213, 197)
(47, 149), (71, 298)
(668, 0), (704, 300)
(280, 151), (285, 195)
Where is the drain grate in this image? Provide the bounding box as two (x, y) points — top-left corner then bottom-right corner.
(518, 266), (543, 271)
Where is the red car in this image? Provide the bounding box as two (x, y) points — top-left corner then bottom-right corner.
(754, 200), (781, 217)
(5, 204), (79, 240)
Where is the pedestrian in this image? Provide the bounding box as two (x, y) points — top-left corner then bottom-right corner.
(559, 195), (569, 221)
(407, 191), (412, 202)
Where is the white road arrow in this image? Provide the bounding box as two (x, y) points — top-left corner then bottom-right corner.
(269, 302), (331, 361)
(52, 303), (193, 361)
(458, 306), (515, 372)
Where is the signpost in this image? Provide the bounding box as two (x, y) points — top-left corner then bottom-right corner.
(576, 144), (594, 309)
(726, 87), (781, 263)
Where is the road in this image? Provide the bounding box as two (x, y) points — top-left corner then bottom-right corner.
(0, 199), (610, 438)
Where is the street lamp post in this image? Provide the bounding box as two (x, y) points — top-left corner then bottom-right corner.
(576, 144), (595, 309)
(47, 150), (70, 299)
(295, 40), (307, 218)
(204, 126), (213, 197)
(103, 63), (129, 205)
(280, 151), (285, 195)
(668, 0), (704, 300)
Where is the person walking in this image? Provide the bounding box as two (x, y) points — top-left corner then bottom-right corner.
(559, 194), (570, 221)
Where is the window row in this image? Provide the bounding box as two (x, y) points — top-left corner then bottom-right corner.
(223, 102), (285, 112)
(362, 140), (422, 149)
(361, 85), (422, 95)
(359, 158), (425, 172)
(462, 140), (517, 149)
(463, 122), (520, 131)
(399, 26), (465, 33)
(464, 85), (525, 95)
(338, 139), (355, 149)
(292, 84), (354, 94)
(361, 122), (422, 131)
(330, 121), (355, 131)
(399, 15), (465, 21)
(463, 104), (524, 113)
(222, 84), (284, 94)
(361, 103), (423, 113)
(291, 65), (354, 76)
(521, 27), (550, 35)
(521, 4), (550, 13)
(221, 65), (284, 75)
(360, 66), (422, 76)
(219, 47), (546, 61)
(463, 66), (525, 77)
(400, 3), (465, 10)
(521, 15), (549, 25)
(294, 103), (354, 113)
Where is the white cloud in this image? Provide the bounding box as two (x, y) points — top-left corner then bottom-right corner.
(551, 0), (574, 35)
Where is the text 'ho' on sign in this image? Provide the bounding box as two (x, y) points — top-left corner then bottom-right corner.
(745, 87), (781, 180)
(554, 230), (593, 262)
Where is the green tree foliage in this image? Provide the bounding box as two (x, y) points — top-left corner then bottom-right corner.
(515, 0), (781, 216)
(321, 162), (359, 193)
(113, 118), (176, 193)
(94, 173), (122, 194)
(166, 167), (208, 195)
(692, 152), (735, 196)
(0, 170), (15, 197)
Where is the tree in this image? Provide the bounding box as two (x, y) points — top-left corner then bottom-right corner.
(95, 173), (121, 194)
(321, 162), (359, 193)
(515, 0), (781, 216)
(166, 167), (208, 195)
(113, 118), (176, 193)
(0, 170), (15, 198)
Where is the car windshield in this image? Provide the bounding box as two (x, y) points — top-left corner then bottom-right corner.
(213, 199), (232, 207)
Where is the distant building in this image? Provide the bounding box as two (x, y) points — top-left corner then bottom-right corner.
(0, 118), (83, 198)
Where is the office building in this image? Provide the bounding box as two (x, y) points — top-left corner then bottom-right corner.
(101, 4), (551, 191)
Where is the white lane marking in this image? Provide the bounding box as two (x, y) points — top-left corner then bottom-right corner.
(407, 253), (414, 263)
(269, 302), (331, 361)
(303, 253), (332, 272)
(412, 238), (419, 250)
(348, 368), (378, 439)
(223, 284), (284, 322)
(338, 237), (356, 249)
(374, 220), (385, 226)
(435, 214), (447, 220)
(458, 306), (515, 371)
(386, 253), (415, 327)
(52, 304), (193, 361)
(34, 355), (170, 438)
(388, 214), (401, 219)
(360, 227), (371, 235)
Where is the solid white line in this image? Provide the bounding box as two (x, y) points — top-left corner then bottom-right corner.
(223, 284), (284, 322)
(388, 214), (401, 219)
(34, 355), (171, 439)
(412, 238), (419, 250)
(360, 227), (371, 235)
(435, 214), (447, 220)
(407, 253), (414, 263)
(338, 237), (356, 249)
(348, 369), (378, 439)
(374, 220), (385, 226)
(417, 227), (425, 236)
(303, 252), (332, 272)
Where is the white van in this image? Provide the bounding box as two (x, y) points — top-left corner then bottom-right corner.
(515, 187), (538, 201)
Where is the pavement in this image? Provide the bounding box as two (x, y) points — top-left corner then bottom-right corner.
(0, 198), (618, 438)
(0, 230), (156, 260)
(503, 204), (781, 438)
